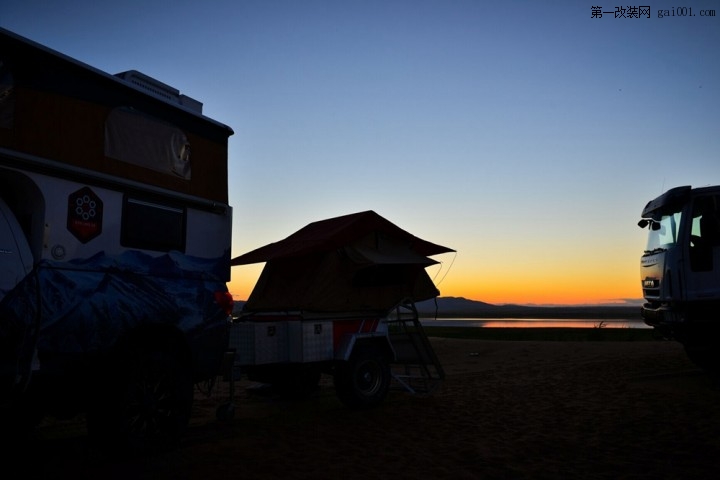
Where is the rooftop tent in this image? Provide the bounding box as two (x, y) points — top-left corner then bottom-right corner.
(232, 210), (454, 314)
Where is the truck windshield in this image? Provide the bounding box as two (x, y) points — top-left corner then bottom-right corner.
(645, 212), (682, 253)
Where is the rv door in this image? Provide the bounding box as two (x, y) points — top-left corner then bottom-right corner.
(0, 198), (33, 300)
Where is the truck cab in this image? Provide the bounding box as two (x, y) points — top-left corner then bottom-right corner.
(639, 185), (720, 367)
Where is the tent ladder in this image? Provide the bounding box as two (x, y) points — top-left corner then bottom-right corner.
(386, 300), (444, 395)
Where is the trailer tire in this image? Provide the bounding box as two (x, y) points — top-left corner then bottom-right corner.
(87, 336), (194, 452)
(333, 345), (390, 409)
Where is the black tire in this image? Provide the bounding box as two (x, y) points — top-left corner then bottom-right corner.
(333, 346), (390, 409)
(87, 338), (194, 452)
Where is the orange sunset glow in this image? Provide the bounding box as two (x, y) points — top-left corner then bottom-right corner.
(228, 247), (644, 306)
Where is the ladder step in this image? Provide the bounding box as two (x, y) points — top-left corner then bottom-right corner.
(385, 300), (446, 395)
(390, 334), (436, 364)
(391, 372), (442, 395)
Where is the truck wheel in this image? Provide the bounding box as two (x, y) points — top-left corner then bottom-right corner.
(333, 346), (390, 409)
(87, 338), (194, 452)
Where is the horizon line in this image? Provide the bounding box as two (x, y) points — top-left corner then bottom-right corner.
(229, 295), (644, 308)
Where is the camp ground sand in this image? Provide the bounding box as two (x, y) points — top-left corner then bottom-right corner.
(21, 338), (720, 479)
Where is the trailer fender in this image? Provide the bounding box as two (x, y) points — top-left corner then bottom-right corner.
(334, 332), (395, 362)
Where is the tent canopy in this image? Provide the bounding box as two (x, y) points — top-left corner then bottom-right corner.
(231, 210), (453, 266)
(233, 211), (454, 314)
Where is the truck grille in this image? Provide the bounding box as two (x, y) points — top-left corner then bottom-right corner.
(642, 278), (660, 299)
(643, 288), (660, 299)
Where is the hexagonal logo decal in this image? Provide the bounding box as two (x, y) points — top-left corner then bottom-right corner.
(67, 187), (103, 243)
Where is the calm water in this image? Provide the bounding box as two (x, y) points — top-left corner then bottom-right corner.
(420, 318), (650, 329)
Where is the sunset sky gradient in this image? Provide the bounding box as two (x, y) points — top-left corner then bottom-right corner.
(4, 1), (719, 305)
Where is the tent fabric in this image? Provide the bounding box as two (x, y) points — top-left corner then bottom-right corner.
(231, 210), (454, 266)
(242, 253), (441, 313)
(233, 211), (454, 314)
(343, 243), (438, 266)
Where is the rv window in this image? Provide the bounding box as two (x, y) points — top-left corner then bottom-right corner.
(104, 107), (191, 179)
(121, 197), (186, 252)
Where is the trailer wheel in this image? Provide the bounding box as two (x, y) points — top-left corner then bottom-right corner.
(87, 337), (194, 452)
(334, 346), (390, 409)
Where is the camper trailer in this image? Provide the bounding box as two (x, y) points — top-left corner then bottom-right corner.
(0, 28), (234, 447)
(226, 211), (453, 412)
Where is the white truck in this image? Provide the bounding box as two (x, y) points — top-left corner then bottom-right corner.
(0, 28), (234, 448)
(638, 185), (720, 370)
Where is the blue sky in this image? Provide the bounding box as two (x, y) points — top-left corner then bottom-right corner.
(4, 1), (719, 304)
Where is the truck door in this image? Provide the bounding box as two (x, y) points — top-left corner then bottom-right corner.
(0, 198), (33, 300)
(685, 194), (720, 302)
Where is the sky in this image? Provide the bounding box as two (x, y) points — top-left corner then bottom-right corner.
(3, 1), (719, 305)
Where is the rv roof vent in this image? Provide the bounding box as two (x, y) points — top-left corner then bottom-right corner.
(114, 70), (203, 114)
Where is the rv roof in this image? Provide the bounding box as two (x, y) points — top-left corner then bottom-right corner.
(0, 27), (228, 131)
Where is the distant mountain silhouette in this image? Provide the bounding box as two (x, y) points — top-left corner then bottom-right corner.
(416, 297), (641, 319)
(416, 296), (523, 316)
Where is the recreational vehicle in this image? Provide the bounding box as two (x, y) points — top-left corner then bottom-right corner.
(0, 28), (234, 448)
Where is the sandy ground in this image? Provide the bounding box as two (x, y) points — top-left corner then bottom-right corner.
(19, 338), (720, 479)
